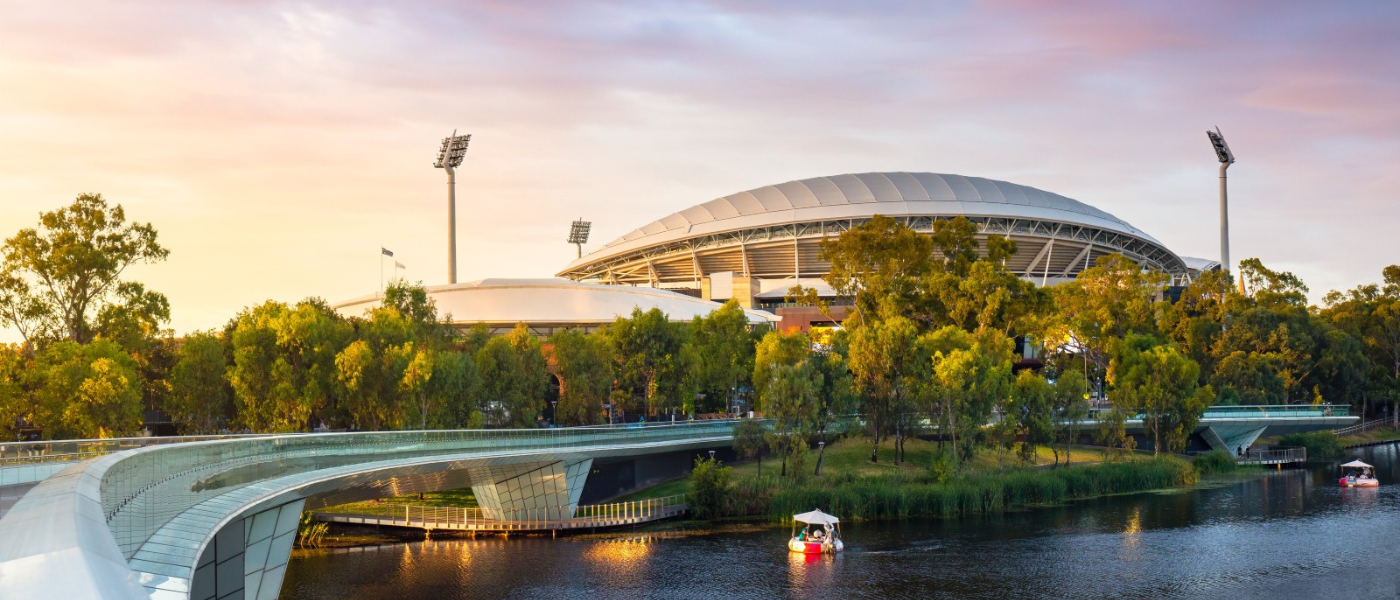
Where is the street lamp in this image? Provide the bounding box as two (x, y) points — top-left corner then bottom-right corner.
(1206, 127), (1235, 280)
(551, 400), (558, 428)
(434, 130), (471, 284)
(567, 218), (592, 259)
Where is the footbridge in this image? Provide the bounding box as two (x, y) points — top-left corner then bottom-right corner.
(0, 421), (744, 600)
(1116, 404), (1356, 454)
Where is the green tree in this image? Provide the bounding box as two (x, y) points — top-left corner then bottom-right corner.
(604, 308), (687, 419)
(1110, 336), (1211, 454)
(1049, 370), (1089, 466)
(0, 194), (169, 347)
(1046, 254), (1168, 398)
(167, 332), (231, 434)
(31, 340), (143, 439)
(848, 314), (926, 464)
(762, 362), (819, 476)
(1008, 370), (1055, 465)
(0, 344), (30, 439)
(732, 418), (768, 475)
(475, 324), (548, 428)
(548, 329), (613, 426)
(687, 456), (733, 519)
(686, 301), (758, 414)
(926, 327), (1014, 468)
(227, 299), (351, 432)
(752, 329), (810, 413)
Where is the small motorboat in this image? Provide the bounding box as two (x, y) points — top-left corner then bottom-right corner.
(788, 509), (844, 554)
(1339, 459), (1380, 488)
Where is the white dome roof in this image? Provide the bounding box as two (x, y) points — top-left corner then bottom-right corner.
(332, 278), (778, 326)
(570, 172), (1166, 272)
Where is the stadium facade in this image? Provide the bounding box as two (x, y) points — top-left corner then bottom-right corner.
(558, 172), (1200, 320)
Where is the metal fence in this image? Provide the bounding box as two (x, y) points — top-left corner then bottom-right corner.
(1236, 447), (1307, 465)
(0, 433), (276, 468)
(315, 494), (689, 531)
(1334, 418), (1391, 437)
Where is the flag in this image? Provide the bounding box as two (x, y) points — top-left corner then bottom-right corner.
(381, 247), (394, 257)
(395, 262), (405, 270)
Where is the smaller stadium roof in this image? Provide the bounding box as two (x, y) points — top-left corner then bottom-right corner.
(332, 278), (778, 326)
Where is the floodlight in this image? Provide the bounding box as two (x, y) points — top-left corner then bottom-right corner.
(1207, 127), (1234, 164)
(435, 129), (472, 284)
(435, 130), (471, 169)
(568, 218), (592, 258)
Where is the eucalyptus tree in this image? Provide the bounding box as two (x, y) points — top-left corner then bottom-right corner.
(227, 299), (352, 432)
(548, 328), (613, 426)
(604, 308), (687, 418)
(30, 339), (144, 439)
(167, 331), (231, 434)
(0, 194), (169, 348)
(686, 301), (757, 414)
(475, 323), (548, 428)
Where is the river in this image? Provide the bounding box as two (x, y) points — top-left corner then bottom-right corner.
(282, 444), (1400, 599)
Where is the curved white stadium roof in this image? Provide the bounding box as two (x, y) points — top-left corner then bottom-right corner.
(566, 172), (1165, 272)
(332, 278), (778, 326)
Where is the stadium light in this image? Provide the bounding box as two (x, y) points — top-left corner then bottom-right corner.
(435, 130), (472, 284)
(567, 218), (592, 258)
(1206, 127), (1235, 279)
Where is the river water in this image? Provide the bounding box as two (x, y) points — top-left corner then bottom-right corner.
(282, 445), (1400, 600)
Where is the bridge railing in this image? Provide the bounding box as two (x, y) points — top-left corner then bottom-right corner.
(95, 420), (750, 556)
(1237, 447), (1307, 465)
(1201, 404), (1350, 419)
(1334, 418), (1390, 437)
(0, 433), (277, 469)
(321, 494), (689, 529)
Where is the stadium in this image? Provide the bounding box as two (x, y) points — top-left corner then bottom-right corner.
(558, 172), (1200, 319)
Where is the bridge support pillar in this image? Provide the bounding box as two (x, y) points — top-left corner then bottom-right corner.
(190, 499), (304, 600)
(472, 459), (592, 521)
(1201, 425), (1267, 455)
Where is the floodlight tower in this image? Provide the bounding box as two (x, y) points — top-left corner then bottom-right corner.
(567, 218), (592, 259)
(435, 130), (471, 284)
(1206, 127), (1235, 279)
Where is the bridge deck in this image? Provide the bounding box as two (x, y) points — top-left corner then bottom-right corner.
(314, 497), (688, 532)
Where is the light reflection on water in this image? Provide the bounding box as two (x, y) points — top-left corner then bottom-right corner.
(283, 445), (1400, 600)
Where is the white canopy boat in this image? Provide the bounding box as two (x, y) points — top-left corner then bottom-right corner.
(1339, 459), (1380, 488)
(788, 509), (844, 554)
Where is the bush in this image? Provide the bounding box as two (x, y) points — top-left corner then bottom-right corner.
(759, 456), (1195, 522)
(1192, 450), (1238, 475)
(687, 457), (733, 519)
(1277, 431), (1344, 460)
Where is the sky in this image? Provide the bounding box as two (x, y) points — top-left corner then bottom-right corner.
(2, 0), (1398, 341)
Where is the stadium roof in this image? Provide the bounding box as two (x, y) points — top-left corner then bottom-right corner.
(332, 278), (778, 328)
(566, 172), (1166, 273)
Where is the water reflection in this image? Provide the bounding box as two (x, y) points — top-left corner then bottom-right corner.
(284, 448), (1400, 600)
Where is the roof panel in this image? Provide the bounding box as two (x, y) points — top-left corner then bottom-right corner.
(854, 173), (903, 202)
(722, 191), (767, 215)
(911, 173), (960, 201)
(967, 177), (1010, 204)
(702, 197), (742, 220)
(679, 204), (717, 225)
(639, 220), (669, 235)
(992, 180), (1031, 206)
(828, 174), (878, 204)
(883, 172), (930, 201)
(939, 174), (983, 201)
(748, 186), (794, 212)
(797, 177), (847, 206)
(773, 181), (822, 208)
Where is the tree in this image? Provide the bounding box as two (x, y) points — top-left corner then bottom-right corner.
(0, 194), (169, 347)
(31, 339), (143, 439)
(167, 332), (231, 434)
(926, 327), (1014, 469)
(1048, 370), (1089, 466)
(732, 418), (767, 475)
(816, 215), (936, 326)
(762, 362), (819, 476)
(0, 344), (31, 439)
(475, 323), (548, 428)
(686, 301), (758, 414)
(548, 329), (613, 426)
(1046, 254), (1168, 398)
(227, 299), (351, 432)
(848, 314), (925, 464)
(807, 337), (854, 476)
(1008, 370), (1055, 465)
(752, 329), (810, 413)
(1110, 336), (1210, 455)
(604, 308), (687, 419)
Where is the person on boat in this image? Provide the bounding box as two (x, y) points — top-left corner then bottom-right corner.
(797, 526), (809, 541)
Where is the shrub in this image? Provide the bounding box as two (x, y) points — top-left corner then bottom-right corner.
(1192, 450), (1238, 475)
(687, 456), (733, 519)
(1277, 431), (1344, 460)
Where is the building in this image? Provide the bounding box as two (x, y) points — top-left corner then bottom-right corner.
(331, 277), (778, 337)
(557, 172), (1193, 318)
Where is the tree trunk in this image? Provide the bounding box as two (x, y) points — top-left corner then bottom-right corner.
(814, 429), (826, 477)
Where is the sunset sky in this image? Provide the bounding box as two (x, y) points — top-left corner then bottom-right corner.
(2, 0), (1398, 341)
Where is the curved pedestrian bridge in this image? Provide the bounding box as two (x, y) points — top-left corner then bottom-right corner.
(0, 422), (741, 600)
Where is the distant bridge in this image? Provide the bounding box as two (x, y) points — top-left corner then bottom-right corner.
(0, 422), (742, 600)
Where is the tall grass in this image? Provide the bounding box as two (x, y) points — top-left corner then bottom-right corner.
(1277, 431), (1344, 459)
(762, 457), (1196, 521)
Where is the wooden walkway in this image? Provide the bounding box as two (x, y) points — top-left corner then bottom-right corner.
(314, 494), (688, 532)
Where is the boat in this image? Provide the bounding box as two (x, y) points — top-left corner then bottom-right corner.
(1339, 459), (1380, 487)
(788, 509), (844, 554)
